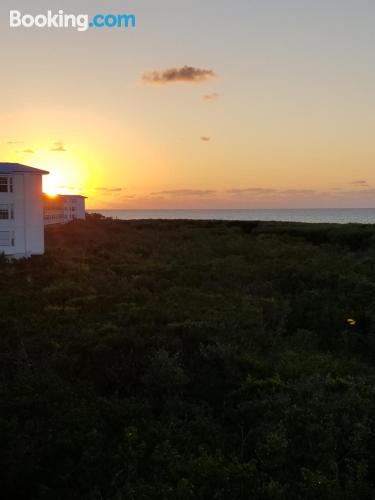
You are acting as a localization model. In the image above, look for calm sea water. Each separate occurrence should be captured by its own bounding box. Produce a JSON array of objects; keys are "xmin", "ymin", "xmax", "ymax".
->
[{"xmin": 88, "ymin": 209, "xmax": 375, "ymax": 224}]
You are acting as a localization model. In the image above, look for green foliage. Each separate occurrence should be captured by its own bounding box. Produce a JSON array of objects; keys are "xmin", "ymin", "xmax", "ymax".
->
[{"xmin": 2, "ymin": 216, "xmax": 375, "ymax": 498}]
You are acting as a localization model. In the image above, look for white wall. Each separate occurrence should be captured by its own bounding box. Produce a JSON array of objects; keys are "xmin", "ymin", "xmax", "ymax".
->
[
  {"xmin": 63, "ymin": 196, "xmax": 86, "ymax": 221},
  {"xmin": 0, "ymin": 173, "xmax": 44, "ymax": 257},
  {"xmin": 0, "ymin": 176, "xmax": 16, "ymax": 255},
  {"xmin": 24, "ymin": 175, "xmax": 44, "ymax": 255},
  {"xmin": 75, "ymin": 197, "xmax": 86, "ymax": 219}
]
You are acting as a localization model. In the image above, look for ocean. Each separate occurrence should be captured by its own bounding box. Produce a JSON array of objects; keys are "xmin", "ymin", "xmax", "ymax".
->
[{"xmin": 88, "ymin": 209, "xmax": 375, "ymax": 224}]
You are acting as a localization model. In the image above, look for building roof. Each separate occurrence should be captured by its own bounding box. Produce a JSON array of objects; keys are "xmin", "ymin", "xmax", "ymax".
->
[
  {"xmin": 0, "ymin": 163, "xmax": 49, "ymax": 175},
  {"xmin": 59, "ymin": 194, "xmax": 87, "ymax": 199},
  {"xmin": 43, "ymin": 193, "xmax": 87, "ymax": 202}
]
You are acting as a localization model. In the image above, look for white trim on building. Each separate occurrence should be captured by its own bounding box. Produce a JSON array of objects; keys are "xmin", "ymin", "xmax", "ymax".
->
[{"xmin": 0, "ymin": 163, "xmax": 49, "ymax": 257}]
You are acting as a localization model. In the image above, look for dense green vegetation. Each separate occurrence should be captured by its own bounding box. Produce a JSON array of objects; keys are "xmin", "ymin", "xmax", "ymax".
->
[{"xmin": 2, "ymin": 215, "xmax": 375, "ymax": 499}]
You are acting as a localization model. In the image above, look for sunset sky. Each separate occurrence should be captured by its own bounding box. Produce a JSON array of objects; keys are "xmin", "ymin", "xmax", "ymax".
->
[{"xmin": 1, "ymin": 0, "xmax": 374, "ymax": 209}]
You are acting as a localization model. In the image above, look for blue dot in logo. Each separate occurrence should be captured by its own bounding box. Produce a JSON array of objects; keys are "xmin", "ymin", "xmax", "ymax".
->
[{"xmin": 89, "ymin": 22, "xmax": 94, "ymax": 27}]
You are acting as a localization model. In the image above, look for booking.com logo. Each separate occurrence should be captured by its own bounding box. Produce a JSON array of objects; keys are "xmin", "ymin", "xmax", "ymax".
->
[{"xmin": 9, "ymin": 10, "xmax": 136, "ymax": 31}]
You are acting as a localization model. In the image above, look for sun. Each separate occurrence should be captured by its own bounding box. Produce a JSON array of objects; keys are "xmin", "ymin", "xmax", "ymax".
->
[
  {"xmin": 42, "ymin": 176, "xmax": 60, "ymax": 196},
  {"xmin": 43, "ymin": 185, "xmax": 59, "ymax": 197},
  {"xmin": 39, "ymin": 153, "xmax": 88, "ymax": 196},
  {"xmin": 23, "ymin": 147, "xmax": 98, "ymax": 200}
]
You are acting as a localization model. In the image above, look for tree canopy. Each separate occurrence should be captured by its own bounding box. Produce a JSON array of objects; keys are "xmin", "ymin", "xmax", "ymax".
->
[{"xmin": 2, "ymin": 216, "xmax": 375, "ymax": 499}]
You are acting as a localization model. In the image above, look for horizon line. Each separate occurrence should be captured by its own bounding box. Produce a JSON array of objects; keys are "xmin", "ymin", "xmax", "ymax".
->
[{"xmin": 87, "ymin": 207, "xmax": 375, "ymax": 211}]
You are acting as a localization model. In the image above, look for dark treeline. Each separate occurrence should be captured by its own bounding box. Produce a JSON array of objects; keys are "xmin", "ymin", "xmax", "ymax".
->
[{"xmin": 2, "ymin": 215, "xmax": 375, "ymax": 499}]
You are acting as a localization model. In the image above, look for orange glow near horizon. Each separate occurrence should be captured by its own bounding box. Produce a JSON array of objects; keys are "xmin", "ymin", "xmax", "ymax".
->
[
  {"xmin": 1, "ymin": 0, "xmax": 375, "ymax": 210},
  {"xmin": 36, "ymin": 150, "xmax": 94, "ymax": 198}
]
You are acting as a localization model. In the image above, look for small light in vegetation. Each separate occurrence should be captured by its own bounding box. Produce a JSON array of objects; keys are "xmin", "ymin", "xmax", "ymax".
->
[{"xmin": 347, "ymin": 318, "xmax": 357, "ymax": 326}]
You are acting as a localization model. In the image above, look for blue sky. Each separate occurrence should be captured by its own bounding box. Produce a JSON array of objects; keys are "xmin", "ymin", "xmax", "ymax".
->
[{"xmin": 1, "ymin": 0, "xmax": 374, "ymax": 208}]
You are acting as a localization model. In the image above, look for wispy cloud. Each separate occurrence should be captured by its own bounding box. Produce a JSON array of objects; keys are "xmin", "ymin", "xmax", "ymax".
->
[
  {"xmin": 95, "ymin": 187, "xmax": 123, "ymax": 192},
  {"xmin": 226, "ymin": 188, "xmax": 316, "ymax": 197},
  {"xmin": 20, "ymin": 149, "xmax": 34, "ymax": 154},
  {"xmin": 91, "ymin": 184, "xmax": 375, "ymax": 210},
  {"xmin": 150, "ymin": 189, "xmax": 216, "ymax": 197},
  {"xmin": 7, "ymin": 141, "xmax": 23, "ymax": 145},
  {"xmin": 349, "ymin": 180, "xmax": 368, "ymax": 186},
  {"xmin": 200, "ymin": 136, "xmax": 211, "ymax": 142},
  {"xmin": 203, "ymin": 93, "xmax": 219, "ymax": 101},
  {"xmin": 227, "ymin": 188, "xmax": 277, "ymax": 195},
  {"xmin": 279, "ymin": 189, "xmax": 316, "ymax": 195},
  {"xmin": 334, "ymin": 188, "xmax": 375, "ymax": 196},
  {"xmin": 143, "ymin": 65, "xmax": 216, "ymax": 85},
  {"xmin": 50, "ymin": 141, "xmax": 67, "ymax": 152}
]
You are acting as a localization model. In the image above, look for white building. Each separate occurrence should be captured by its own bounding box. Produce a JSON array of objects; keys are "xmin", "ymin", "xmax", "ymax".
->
[
  {"xmin": 44, "ymin": 194, "xmax": 86, "ymax": 225},
  {"xmin": 0, "ymin": 163, "xmax": 49, "ymax": 257},
  {"xmin": 61, "ymin": 195, "xmax": 86, "ymax": 221}
]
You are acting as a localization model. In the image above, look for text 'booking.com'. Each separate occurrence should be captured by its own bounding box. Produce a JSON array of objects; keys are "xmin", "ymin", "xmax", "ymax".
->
[{"xmin": 9, "ymin": 10, "xmax": 136, "ymax": 32}]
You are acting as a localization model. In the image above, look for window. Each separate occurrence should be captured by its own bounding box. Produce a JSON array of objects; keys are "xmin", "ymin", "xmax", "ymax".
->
[
  {"xmin": 0, "ymin": 204, "xmax": 14, "ymax": 220},
  {"xmin": 0, "ymin": 176, "xmax": 13, "ymax": 193},
  {"xmin": 0, "ymin": 231, "xmax": 14, "ymax": 247}
]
